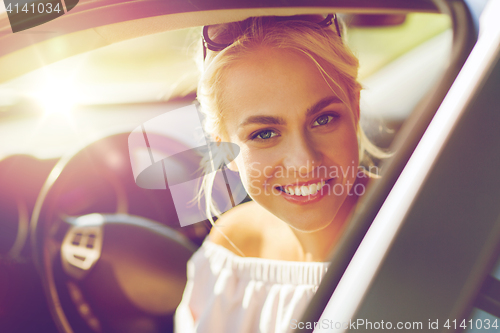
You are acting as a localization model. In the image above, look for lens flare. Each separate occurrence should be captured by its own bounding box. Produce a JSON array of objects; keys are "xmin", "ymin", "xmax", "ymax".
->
[{"xmin": 34, "ymin": 78, "xmax": 78, "ymax": 116}]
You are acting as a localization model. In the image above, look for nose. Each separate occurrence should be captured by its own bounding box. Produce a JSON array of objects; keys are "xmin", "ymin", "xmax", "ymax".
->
[{"xmin": 282, "ymin": 132, "xmax": 323, "ymax": 177}]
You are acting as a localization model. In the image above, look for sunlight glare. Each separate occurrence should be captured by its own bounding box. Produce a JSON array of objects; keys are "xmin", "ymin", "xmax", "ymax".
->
[{"xmin": 33, "ymin": 77, "xmax": 79, "ymax": 116}]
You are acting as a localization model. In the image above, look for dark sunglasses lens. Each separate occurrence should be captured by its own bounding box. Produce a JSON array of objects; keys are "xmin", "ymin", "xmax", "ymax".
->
[
  {"xmin": 286, "ymin": 14, "xmax": 329, "ymax": 24},
  {"xmin": 206, "ymin": 23, "xmax": 244, "ymax": 46},
  {"xmin": 204, "ymin": 14, "xmax": 337, "ymax": 54}
]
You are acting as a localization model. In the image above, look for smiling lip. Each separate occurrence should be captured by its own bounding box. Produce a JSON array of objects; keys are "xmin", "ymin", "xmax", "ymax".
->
[
  {"xmin": 274, "ymin": 178, "xmax": 332, "ymax": 189},
  {"xmin": 275, "ymin": 178, "xmax": 335, "ymax": 205}
]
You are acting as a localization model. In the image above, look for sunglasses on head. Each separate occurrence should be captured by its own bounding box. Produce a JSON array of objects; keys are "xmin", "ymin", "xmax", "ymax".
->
[{"xmin": 202, "ymin": 14, "xmax": 341, "ymax": 60}]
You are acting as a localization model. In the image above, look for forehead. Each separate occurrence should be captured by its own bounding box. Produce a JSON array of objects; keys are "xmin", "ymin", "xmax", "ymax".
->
[{"xmin": 220, "ymin": 47, "xmax": 341, "ymax": 129}]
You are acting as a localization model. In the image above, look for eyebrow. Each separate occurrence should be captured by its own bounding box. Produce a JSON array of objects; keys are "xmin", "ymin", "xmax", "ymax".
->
[
  {"xmin": 238, "ymin": 96, "xmax": 343, "ymax": 128},
  {"xmin": 306, "ymin": 96, "xmax": 343, "ymax": 117}
]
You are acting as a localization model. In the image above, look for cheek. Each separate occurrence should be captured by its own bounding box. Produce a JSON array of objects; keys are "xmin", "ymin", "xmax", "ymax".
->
[
  {"xmin": 338, "ymin": 128, "xmax": 361, "ymax": 185},
  {"xmin": 316, "ymin": 127, "xmax": 359, "ymax": 181},
  {"xmin": 339, "ymin": 132, "xmax": 360, "ymax": 174},
  {"xmin": 235, "ymin": 148, "xmax": 277, "ymax": 195},
  {"xmin": 319, "ymin": 125, "xmax": 358, "ymax": 156},
  {"xmin": 342, "ymin": 131, "xmax": 360, "ymax": 163}
]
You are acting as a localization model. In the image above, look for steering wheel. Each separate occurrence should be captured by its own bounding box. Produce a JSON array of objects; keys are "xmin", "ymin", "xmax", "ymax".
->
[{"xmin": 30, "ymin": 132, "xmax": 207, "ymax": 333}]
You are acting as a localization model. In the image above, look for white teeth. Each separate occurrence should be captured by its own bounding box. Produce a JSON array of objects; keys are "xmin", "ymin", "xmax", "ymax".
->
[
  {"xmin": 283, "ymin": 180, "xmax": 328, "ymax": 196},
  {"xmin": 300, "ymin": 186, "xmax": 309, "ymax": 196}
]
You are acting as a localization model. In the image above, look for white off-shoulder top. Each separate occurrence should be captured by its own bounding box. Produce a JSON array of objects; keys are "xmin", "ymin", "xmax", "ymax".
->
[{"xmin": 174, "ymin": 239, "xmax": 330, "ymax": 333}]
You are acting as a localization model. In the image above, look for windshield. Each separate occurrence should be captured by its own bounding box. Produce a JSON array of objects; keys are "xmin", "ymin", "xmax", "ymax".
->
[{"xmin": 0, "ymin": 13, "xmax": 451, "ymax": 161}]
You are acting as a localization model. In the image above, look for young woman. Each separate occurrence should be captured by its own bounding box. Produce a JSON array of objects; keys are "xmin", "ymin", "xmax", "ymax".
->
[{"xmin": 175, "ymin": 14, "xmax": 383, "ymax": 333}]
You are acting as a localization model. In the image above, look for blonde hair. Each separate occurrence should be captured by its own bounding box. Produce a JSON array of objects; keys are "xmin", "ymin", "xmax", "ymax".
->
[{"xmin": 196, "ymin": 16, "xmax": 389, "ymax": 235}]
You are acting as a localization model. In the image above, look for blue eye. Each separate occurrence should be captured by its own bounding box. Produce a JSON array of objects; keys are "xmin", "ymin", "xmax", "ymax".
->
[
  {"xmin": 252, "ymin": 129, "xmax": 278, "ymax": 140},
  {"xmin": 313, "ymin": 114, "xmax": 335, "ymax": 127}
]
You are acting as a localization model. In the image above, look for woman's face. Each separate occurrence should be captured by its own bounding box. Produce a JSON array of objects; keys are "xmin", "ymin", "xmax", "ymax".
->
[{"xmin": 220, "ymin": 47, "xmax": 360, "ymax": 232}]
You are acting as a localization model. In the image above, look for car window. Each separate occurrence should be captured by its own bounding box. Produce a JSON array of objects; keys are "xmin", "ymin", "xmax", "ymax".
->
[
  {"xmin": 0, "ymin": 13, "xmax": 451, "ymax": 162},
  {"xmin": 0, "ymin": 9, "xmax": 456, "ymax": 333}
]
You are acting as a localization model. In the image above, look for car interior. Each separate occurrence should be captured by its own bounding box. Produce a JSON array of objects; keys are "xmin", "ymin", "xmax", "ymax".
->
[{"xmin": 1, "ymin": 0, "xmax": 499, "ymax": 332}]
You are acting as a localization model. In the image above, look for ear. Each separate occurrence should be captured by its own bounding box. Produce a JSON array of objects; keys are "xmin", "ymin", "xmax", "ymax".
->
[{"xmin": 214, "ymin": 135, "xmax": 239, "ymax": 173}]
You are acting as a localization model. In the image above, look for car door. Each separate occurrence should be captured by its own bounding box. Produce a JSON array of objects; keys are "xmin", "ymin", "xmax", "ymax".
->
[{"xmin": 301, "ymin": 1, "xmax": 500, "ymax": 332}]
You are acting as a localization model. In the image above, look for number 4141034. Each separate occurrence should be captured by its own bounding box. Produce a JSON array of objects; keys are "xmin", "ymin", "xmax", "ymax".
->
[
  {"xmin": 444, "ymin": 318, "xmax": 499, "ymax": 330},
  {"xmin": 5, "ymin": 2, "xmax": 62, "ymax": 14}
]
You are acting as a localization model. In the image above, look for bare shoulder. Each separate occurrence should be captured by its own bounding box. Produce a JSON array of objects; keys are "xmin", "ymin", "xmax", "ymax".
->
[{"xmin": 207, "ymin": 200, "xmax": 266, "ymax": 257}]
